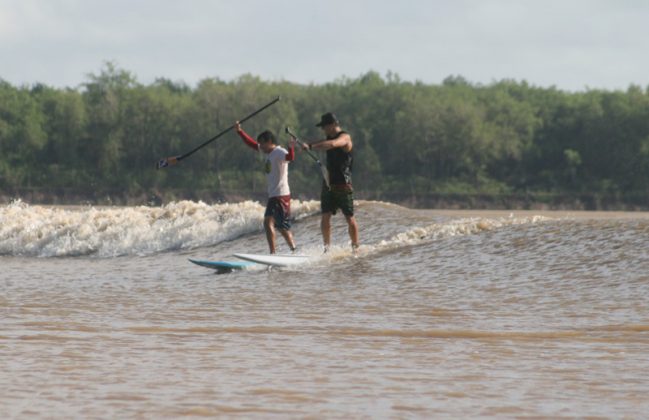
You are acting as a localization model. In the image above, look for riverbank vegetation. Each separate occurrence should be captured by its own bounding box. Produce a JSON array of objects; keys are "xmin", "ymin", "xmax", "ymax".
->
[{"xmin": 2, "ymin": 62, "xmax": 648, "ymax": 209}]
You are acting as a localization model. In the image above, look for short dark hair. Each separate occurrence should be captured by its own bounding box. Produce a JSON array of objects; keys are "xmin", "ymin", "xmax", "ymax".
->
[{"xmin": 257, "ymin": 130, "xmax": 276, "ymax": 144}]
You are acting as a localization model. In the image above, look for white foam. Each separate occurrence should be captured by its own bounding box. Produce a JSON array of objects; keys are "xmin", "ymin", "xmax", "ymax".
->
[
  {"xmin": 283, "ymin": 214, "xmax": 552, "ymax": 268},
  {"xmin": 0, "ymin": 200, "xmax": 550, "ymax": 260},
  {"xmin": 375, "ymin": 215, "xmax": 550, "ymax": 251},
  {"xmin": 0, "ymin": 200, "xmax": 320, "ymax": 257},
  {"xmin": 311, "ymin": 214, "xmax": 551, "ymax": 263}
]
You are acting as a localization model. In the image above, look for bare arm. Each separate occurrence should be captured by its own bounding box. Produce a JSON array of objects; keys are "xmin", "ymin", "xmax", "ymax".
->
[{"xmin": 309, "ymin": 133, "xmax": 352, "ymax": 152}]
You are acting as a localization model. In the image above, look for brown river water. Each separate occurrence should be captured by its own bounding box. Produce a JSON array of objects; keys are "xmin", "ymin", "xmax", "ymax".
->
[{"xmin": 1, "ymin": 200, "xmax": 648, "ymax": 418}]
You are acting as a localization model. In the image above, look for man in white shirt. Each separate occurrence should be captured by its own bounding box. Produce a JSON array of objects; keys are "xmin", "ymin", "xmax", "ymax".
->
[{"xmin": 235, "ymin": 122, "xmax": 297, "ymax": 254}]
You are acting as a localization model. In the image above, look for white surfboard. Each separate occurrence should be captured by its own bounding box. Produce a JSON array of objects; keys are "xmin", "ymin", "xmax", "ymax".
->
[{"xmin": 233, "ymin": 253, "xmax": 310, "ymax": 267}]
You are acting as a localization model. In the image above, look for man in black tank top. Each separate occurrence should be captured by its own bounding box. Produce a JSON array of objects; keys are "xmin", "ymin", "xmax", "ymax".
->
[{"xmin": 303, "ymin": 112, "xmax": 359, "ymax": 252}]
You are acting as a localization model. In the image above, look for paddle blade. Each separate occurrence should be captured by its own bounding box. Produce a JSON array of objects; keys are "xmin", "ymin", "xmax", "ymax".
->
[{"xmin": 156, "ymin": 156, "xmax": 179, "ymax": 169}]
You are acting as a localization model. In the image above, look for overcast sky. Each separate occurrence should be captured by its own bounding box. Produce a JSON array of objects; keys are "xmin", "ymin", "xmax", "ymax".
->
[{"xmin": 1, "ymin": 0, "xmax": 648, "ymax": 91}]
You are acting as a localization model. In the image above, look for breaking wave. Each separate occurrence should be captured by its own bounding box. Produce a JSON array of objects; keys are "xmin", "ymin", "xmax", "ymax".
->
[
  {"xmin": 0, "ymin": 200, "xmax": 320, "ymax": 257},
  {"xmin": 1, "ymin": 199, "xmax": 550, "ymax": 259}
]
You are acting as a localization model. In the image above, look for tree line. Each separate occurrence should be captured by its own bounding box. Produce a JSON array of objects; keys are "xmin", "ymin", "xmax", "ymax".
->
[{"xmin": 1, "ymin": 62, "xmax": 649, "ymax": 206}]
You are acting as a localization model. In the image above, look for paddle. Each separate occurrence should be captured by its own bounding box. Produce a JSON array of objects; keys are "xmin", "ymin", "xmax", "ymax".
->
[
  {"xmin": 156, "ymin": 96, "xmax": 281, "ymax": 169},
  {"xmin": 285, "ymin": 126, "xmax": 330, "ymax": 189}
]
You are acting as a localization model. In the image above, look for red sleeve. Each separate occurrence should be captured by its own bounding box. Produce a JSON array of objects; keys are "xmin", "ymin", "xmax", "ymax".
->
[
  {"xmin": 237, "ymin": 129, "xmax": 259, "ymax": 151},
  {"xmin": 285, "ymin": 144, "xmax": 295, "ymax": 161}
]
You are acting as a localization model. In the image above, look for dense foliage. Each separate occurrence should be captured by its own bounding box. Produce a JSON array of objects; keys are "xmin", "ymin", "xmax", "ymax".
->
[{"xmin": 2, "ymin": 63, "xmax": 649, "ymax": 204}]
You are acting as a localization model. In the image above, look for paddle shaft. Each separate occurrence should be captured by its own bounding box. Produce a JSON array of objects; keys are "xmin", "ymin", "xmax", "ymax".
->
[
  {"xmin": 285, "ymin": 127, "xmax": 330, "ymax": 189},
  {"xmin": 157, "ymin": 96, "xmax": 280, "ymax": 168}
]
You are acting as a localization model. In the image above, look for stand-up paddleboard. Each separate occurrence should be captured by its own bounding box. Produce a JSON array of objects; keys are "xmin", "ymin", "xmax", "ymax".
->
[
  {"xmin": 189, "ymin": 258, "xmax": 256, "ymax": 274},
  {"xmin": 233, "ymin": 253, "xmax": 310, "ymax": 267}
]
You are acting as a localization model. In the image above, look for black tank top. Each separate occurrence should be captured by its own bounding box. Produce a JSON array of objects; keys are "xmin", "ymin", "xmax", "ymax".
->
[{"xmin": 326, "ymin": 130, "xmax": 353, "ymax": 185}]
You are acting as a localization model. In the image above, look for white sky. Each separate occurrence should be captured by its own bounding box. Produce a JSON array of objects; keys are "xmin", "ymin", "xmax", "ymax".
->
[{"xmin": 1, "ymin": 0, "xmax": 648, "ymax": 91}]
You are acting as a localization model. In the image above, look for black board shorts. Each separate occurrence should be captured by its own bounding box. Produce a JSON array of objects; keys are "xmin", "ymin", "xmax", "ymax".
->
[{"xmin": 321, "ymin": 184, "xmax": 354, "ymax": 217}]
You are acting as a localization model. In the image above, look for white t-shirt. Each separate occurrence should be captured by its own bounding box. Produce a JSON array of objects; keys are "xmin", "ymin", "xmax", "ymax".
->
[{"xmin": 265, "ymin": 146, "xmax": 290, "ymax": 197}]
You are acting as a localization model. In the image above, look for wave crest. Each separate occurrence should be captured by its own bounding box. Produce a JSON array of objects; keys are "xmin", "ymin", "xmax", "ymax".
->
[{"xmin": 0, "ymin": 200, "xmax": 319, "ymax": 257}]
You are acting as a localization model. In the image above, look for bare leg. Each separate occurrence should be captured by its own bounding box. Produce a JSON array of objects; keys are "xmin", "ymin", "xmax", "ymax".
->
[
  {"xmin": 345, "ymin": 215, "xmax": 359, "ymax": 249},
  {"xmin": 264, "ymin": 216, "xmax": 276, "ymax": 254},
  {"xmin": 278, "ymin": 228, "xmax": 296, "ymax": 251},
  {"xmin": 321, "ymin": 212, "xmax": 332, "ymax": 251}
]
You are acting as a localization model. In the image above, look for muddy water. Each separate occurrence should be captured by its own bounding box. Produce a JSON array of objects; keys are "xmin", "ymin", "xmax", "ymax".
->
[{"xmin": 1, "ymin": 201, "xmax": 648, "ymax": 418}]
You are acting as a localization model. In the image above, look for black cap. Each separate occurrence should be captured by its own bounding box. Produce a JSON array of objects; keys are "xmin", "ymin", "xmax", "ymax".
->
[{"xmin": 316, "ymin": 112, "xmax": 339, "ymax": 127}]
